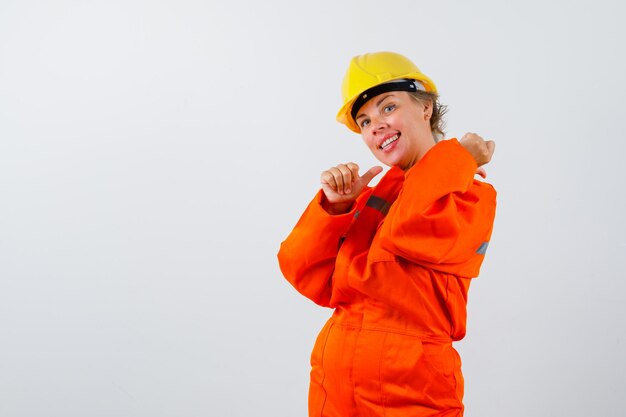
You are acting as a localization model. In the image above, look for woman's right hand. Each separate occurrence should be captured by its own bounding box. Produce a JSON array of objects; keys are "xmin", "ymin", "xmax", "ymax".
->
[{"xmin": 320, "ymin": 163, "xmax": 382, "ymax": 214}]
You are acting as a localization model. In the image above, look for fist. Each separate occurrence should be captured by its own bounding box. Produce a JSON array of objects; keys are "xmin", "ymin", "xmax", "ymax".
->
[{"xmin": 460, "ymin": 132, "xmax": 495, "ymax": 167}]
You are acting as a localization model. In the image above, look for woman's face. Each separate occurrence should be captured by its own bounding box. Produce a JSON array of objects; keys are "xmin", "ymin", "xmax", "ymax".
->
[{"xmin": 355, "ymin": 91, "xmax": 435, "ymax": 170}]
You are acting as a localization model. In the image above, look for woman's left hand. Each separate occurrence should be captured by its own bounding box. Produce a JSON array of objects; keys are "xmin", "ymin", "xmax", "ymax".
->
[{"xmin": 460, "ymin": 132, "xmax": 495, "ymax": 167}]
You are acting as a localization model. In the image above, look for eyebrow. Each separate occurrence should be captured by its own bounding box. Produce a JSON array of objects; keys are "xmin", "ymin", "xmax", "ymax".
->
[{"xmin": 355, "ymin": 94, "xmax": 395, "ymax": 121}]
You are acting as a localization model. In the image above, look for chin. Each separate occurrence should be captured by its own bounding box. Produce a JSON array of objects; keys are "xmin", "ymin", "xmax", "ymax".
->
[{"xmin": 380, "ymin": 156, "xmax": 404, "ymax": 169}]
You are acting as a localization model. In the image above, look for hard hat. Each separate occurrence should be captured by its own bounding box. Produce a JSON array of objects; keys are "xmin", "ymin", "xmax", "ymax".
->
[{"xmin": 336, "ymin": 51, "xmax": 437, "ymax": 133}]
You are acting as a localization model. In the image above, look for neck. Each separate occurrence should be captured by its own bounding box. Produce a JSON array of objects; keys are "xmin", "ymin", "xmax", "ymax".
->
[{"xmin": 401, "ymin": 132, "xmax": 436, "ymax": 171}]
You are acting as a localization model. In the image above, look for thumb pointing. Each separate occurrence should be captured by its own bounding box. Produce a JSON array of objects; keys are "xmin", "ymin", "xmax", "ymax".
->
[{"xmin": 360, "ymin": 166, "xmax": 383, "ymax": 185}]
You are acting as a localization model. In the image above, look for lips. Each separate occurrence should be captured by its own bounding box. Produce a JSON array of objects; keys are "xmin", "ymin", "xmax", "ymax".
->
[{"xmin": 378, "ymin": 134, "xmax": 399, "ymax": 150}]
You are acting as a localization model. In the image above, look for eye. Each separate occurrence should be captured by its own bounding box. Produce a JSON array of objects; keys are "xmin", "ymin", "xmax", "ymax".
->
[
  {"xmin": 360, "ymin": 119, "xmax": 370, "ymax": 128},
  {"xmin": 383, "ymin": 104, "xmax": 396, "ymax": 113}
]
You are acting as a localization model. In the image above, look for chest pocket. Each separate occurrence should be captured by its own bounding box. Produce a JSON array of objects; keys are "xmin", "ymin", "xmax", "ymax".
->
[
  {"xmin": 360, "ymin": 195, "xmax": 397, "ymax": 263},
  {"xmin": 339, "ymin": 168, "xmax": 404, "ymax": 264}
]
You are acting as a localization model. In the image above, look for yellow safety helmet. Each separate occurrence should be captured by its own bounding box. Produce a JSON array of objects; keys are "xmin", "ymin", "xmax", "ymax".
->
[{"xmin": 336, "ymin": 51, "xmax": 437, "ymax": 133}]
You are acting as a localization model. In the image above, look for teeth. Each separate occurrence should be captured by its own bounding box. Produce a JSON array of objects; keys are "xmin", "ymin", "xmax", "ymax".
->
[{"xmin": 380, "ymin": 134, "xmax": 399, "ymax": 149}]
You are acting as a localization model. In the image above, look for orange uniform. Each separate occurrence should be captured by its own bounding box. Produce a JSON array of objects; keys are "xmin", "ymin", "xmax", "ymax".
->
[{"xmin": 278, "ymin": 139, "xmax": 497, "ymax": 417}]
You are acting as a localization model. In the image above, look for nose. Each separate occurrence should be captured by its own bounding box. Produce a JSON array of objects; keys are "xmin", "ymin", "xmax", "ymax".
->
[{"xmin": 370, "ymin": 115, "xmax": 388, "ymax": 134}]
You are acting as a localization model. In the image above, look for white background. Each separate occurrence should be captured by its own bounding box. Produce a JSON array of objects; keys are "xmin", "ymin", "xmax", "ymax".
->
[{"xmin": 1, "ymin": 0, "xmax": 625, "ymax": 416}]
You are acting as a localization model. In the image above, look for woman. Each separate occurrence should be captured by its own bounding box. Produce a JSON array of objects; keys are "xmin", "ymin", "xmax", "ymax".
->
[{"xmin": 278, "ymin": 51, "xmax": 496, "ymax": 417}]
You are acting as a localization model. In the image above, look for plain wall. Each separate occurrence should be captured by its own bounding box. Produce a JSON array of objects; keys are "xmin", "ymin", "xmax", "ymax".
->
[{"xmin": 1, "ymin": 0, "xmax": 625, "ymax": 416}]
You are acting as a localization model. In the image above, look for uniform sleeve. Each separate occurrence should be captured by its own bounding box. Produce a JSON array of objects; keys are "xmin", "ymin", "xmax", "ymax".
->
[
  {"xmin": 378, "ymin": 139, "xmax": 497, "ymax": 278},
  {"xmin": 277, "ymin": 190, "xmax": 365, "ymax": 307}
]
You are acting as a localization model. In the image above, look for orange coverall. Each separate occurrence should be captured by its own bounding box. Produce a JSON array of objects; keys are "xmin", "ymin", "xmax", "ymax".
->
[{"xmin": 278, "ymin": 139, "xmax": 497, "ymax": 417}]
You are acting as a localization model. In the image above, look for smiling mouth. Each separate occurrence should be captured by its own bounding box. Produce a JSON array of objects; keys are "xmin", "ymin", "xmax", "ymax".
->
[{"xmin": 379, "ymin": 134, "xmax": 399, "ymax": 150}]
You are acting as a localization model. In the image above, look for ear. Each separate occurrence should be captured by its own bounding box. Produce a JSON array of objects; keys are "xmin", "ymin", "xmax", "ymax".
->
[{"xmin": 423, "ymin": 101, "xmax": 433, "ymax": 120}]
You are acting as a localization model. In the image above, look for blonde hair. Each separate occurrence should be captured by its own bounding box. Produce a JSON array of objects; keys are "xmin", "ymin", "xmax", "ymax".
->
[{"xmin": 408, "ymin": 91, "xmax": 448, "ymax": 141}]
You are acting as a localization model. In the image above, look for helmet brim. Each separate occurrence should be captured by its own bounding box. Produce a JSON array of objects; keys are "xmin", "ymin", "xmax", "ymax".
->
[{"xmin": 336, "ymin": 72, "xmax": 438, "ymax": 134}]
